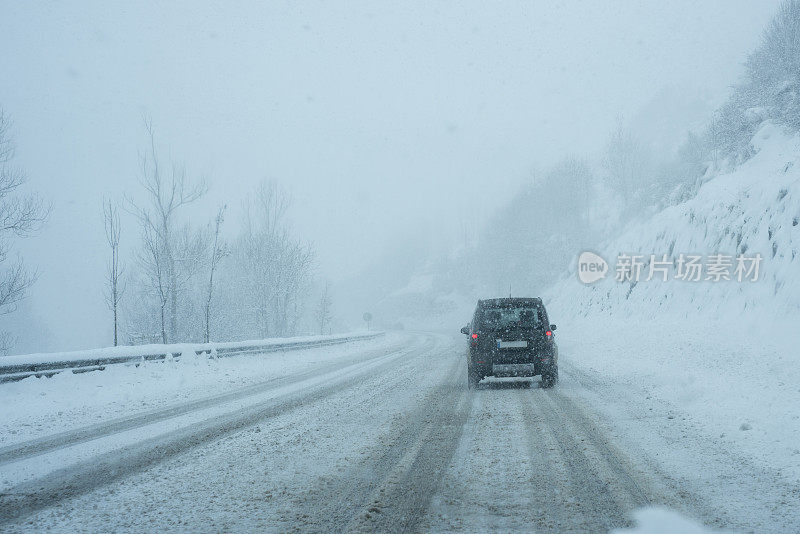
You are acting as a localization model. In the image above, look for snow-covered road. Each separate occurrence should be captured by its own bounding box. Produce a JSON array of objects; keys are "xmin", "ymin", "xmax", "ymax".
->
[{"xmin": 0, "ymin": 332, "xmax": 797, "ymax": 532}]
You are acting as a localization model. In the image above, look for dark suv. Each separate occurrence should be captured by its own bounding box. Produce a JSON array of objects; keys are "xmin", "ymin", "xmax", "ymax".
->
[{"xmin": 460, "ymin": 297, "xmax": 558, "ymax": 388}]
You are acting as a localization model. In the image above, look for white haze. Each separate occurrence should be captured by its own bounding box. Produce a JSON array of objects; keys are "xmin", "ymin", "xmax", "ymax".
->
[{"xmin": 0, "ymin": 0, "xmax": 781, "ymax": 352}]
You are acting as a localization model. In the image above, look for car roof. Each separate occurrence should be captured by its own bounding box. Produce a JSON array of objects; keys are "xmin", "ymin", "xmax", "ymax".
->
[{"xmin": 477, "ymin": 297, "xmax": 543, "ymax": 308}]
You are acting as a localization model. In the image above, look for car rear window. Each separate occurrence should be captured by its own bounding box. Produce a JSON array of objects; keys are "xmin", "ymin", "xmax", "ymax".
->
[{"xmin": 477, "ymin": 305, "xmax": 542, "ymax": 330}]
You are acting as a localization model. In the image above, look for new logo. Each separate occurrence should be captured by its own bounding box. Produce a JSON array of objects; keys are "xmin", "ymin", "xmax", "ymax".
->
[{"xmin": 577, "ymin": 251, "xmax": 608, "ymax": 284}]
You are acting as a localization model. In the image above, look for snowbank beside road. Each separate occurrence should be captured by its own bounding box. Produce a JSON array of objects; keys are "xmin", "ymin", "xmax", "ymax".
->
[
  {"xmin": 544, "ymin": 122, "xmax": 800, "ymax": 482},
  {"xmin": 0, "ymin": 332, "xmax": 382, "ymax": 367},
  {"xmin": 556, "ymin": 316, "xmax": 800, "ymax": 479},
  {"xmin": 0, "ymin": 333, "xmax": 401, "ymax": 448}
]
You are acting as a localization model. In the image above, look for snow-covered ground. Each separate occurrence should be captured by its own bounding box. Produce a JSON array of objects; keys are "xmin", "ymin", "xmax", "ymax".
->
[
  {"xmin": 611, "ymin": 508, "xmax": 734, "ymax": 534},
  {"xmin": 1, "ymin": 330, "xmax": 797, "ymax": 532},
  {"xmin": 0, "ymin": 333, "xmax": 400, "ymax": 448},
  {"xmin": 552, "ymin": 316, "xmax": 800, "ymax": 480}
]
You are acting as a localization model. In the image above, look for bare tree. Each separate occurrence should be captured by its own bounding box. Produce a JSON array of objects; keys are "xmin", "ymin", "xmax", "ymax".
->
[
  {"xmin": 204, "ymin": 205, "xmax": 228, "ymax": 343},
  {"xmin": 0, "ymin": 331, "xmax": 15, "ymax": 356},
  {"xmin": 0, "ymin": 108, "xmax": 49, "ymax": 321},
  {"xmin": 103, "ymin": 199, "xmax": 125, "ymax": 346},
  {"xmin": 137, "ymin": 221, "xmax": 169, "ymax": 343},
  {"xmin": 127, "ymin": 120, "xmax": 206, "ymax": 343},
  {"xmin": 315, "ymin": 282, "xmax": 333, "ymax": 335}
]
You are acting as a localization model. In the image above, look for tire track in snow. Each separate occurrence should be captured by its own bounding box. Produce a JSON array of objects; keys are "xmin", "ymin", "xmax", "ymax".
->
[
  {"xmin": 420, "ymin": 373, "xmax": 712, "ymax": 533},
  {"xmin": 346, "ymin": 376, "xmax": 471, "ymax": 532},
  {"xmin": 0, "ymin": 335, "xmax": 440, "ymax": 526},
  {"xmin": 515, "ymin": 386, "xmax": 588, "ymax": 531},
  {"xmin": 519, "ymin": 378, "xmax": 713, "ymax": 531},
  {"xmin": 521, "ymin": 389, "xmax": 644, "ymax": 531},
  {"xmin": 287, "ymin": 348, "xmax": 469, "ymax": 533}
]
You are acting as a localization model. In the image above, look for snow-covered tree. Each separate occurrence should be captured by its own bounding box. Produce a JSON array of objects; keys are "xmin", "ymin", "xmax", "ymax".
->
[
  {"xmin": 602, "ymin": 122, "xmax": 651, "ymax": 215},
  {"xmin": 702, "ymin": 0, "xmax": 800, "ymax": 163},
  {"xmin": 229, "ymin": 181, "xmax": 314, "ymax": 338}
]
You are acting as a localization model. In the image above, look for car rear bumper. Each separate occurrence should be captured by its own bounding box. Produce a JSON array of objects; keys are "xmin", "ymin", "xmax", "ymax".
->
[
  {"xmin": 492, "ymin": 363, "xmax": 535, "ymax": 377},
  {"xmin": 470, "ymin": 346, "xmax": 556, "ymax": 378},
  {"xmin": 491, "ymin": 349, "xmax": 537, "ymax": 365}
]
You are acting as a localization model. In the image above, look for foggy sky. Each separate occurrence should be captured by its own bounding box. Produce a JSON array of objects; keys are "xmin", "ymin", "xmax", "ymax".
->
[{"xmin": 0, "ymin": 0, "xmax": 781, "ymax": 352}]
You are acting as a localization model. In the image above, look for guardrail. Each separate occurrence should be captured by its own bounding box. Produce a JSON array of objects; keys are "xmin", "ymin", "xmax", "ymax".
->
[{"xmin": 0, "ymin": 332, "xmax": 385, "ymax": 384}]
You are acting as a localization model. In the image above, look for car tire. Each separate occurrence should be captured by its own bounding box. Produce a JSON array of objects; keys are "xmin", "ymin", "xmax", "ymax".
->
[
  {"xmin": 467, "ymin": 365, "xmax": 480, "ymax": 389},
  {"xmin": 541, "ymin": 366, "xmax": 558, "ymax": 389}
]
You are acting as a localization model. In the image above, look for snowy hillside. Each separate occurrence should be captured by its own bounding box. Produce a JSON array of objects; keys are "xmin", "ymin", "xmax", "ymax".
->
[
  {"xmin": 546, "ymin": 121, "xmax": 800, "ymax": 320},
  {"xmin": 543, "ymin": 122, "xmax": 800, "ymax": 482}
]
